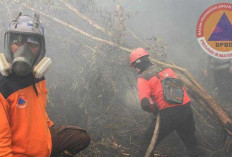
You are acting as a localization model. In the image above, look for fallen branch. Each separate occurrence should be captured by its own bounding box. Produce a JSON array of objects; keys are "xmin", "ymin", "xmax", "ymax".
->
[
  {"xmin": 178, "ymin": 72, "xmax": 232, "ymax": 135},
  {"xmin": 127, "ymin": 28, "xmax": 149, "ymax": 48},
  {"xmin": 23, "ymin": 3, "xmax": 132, "ymax": 53},
  {"xmin": 23, "ymin": 2, "xmax": 232, "ymax": 136},
  {"xmin": 150, "ymin": 58, "xmax": 232, "ymax": 135},
  {"xmin": 145, "ymin": 113, "xmax": 161, "ymax": 157},
  {"xmin": 150, "ymin": 58, "xmax": 205, "ymax": 91},
  {"xmin": 59, "ymin": 0, "xmax": 113, "ymax": 37}
]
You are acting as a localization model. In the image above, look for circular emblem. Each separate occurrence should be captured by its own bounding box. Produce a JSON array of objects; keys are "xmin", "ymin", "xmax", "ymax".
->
[{"xmin": 196, "ymin": 3, "xmax": 232, "ymax": 59}]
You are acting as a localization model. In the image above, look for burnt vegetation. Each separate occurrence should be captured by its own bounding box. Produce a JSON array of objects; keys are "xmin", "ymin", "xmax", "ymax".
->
[{"xmin": 0, "ymin": 0, "xmax": 232, "ymax": 156}]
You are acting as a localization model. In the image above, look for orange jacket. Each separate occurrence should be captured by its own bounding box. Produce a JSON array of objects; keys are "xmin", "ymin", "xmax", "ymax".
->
[{"xmin": 0, "ymin": 74, "xmax": 53, "ymax": 157}]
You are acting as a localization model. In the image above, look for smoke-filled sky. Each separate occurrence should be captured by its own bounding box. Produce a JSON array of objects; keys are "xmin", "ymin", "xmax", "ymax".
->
[
  {"xmin": 0, "ymin": 1, "xmax": 231, "ymax": 156},
  {"xmin": 0, "ymin": 0, "xmax": 230, "ymax": 76},
  {"xmin": 95, "ymin": 0, "xmax": 230, "ymax": 76},
  {"xmin": 0, "ymin": 0, "xmax": 230, "ymax": 82}
]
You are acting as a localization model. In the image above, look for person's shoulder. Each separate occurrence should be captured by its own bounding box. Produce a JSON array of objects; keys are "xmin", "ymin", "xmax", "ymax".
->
[
  {"xmin": 36, "ymin": 76, "xmax": 45, "ymax": 82},
  {"xmin": 0, "ymin": 74, "xmax": 13, "ymax": 99},
  {"xmin": 138, "ymin": 65, "xmax": 161, "ymax": 81},
  {"xmin": 0, "ymin": 74, "xmax": 46, "ymax": 99},
  {"xmin": 0, "ymin": 74, "xmax": 10, "ymax": 87}
]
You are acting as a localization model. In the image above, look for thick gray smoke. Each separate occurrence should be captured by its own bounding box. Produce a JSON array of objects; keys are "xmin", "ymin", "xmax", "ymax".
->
[
  {"xmin": 95, "ymin": 0, "xmax": 229, "ymax": 77},
  {"xmin": 0, "ymin": 0, "xmax": 231, "ymax": 156}
]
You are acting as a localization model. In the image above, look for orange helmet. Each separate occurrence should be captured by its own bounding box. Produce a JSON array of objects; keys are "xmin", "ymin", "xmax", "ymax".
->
[{"xmin": 130, "ymin": 48, "xmax": 149, "ymax": 66}]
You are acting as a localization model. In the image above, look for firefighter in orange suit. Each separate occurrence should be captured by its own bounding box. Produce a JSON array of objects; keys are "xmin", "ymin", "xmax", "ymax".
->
[
  {"xmin": 130, "ymin": 48, "xmax": 202, "ymax": 157},
  {"xmin": 0, "ymin": 13, "xmax": 90, "ymax": 157}
]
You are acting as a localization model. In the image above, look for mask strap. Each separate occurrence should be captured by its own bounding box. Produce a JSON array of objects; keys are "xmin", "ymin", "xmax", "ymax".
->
[
  {"xmin": 12, "ymin": 12, "xmax": 22, "ymax": 28},
  {"xmin": 33, "ymin": 14, "xmax": 40, "ymax": 31},
  {"xmin": 32, "ymin": 75, "xmax": 38, "ymax": 97}
]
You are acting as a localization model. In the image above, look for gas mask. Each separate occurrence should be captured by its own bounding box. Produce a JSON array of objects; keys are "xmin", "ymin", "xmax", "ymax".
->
[
  {"xmin": 12, "ymin": 45, "xmax": 36, "ymax": 76},
  {"xmin": 0, "ymin": 49, "xmax": 51, "ymax": 78},
  {"xmin": 1, "ymin": 13, "xmax": 51, "ymax": 78}
]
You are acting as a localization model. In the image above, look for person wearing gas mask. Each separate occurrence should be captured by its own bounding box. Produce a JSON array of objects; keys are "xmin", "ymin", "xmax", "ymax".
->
[
  {"xmin": 0, "ymin": 13, "xmax": 90, "ymax": 157},
  {"xmin": 130, "ymin": 48, "xmax": 203, "ymax": 157}
]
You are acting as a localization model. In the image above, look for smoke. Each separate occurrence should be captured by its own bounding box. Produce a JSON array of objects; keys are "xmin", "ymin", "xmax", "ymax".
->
[
  {"xmin": 0, "ymin": 0, "xmax": 231, "ymax": 156},
  {"xmin": 95, "ymin": 0, "xmax": 228, "ymax": 77}
]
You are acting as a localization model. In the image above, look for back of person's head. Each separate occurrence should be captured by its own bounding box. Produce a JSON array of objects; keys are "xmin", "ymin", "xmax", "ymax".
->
[
  {"xmin": 130, "ymin": 48, "xmax": 152, "ymax": 73},
  {"xmin": 130, "ymin": 48, "xmax": 149, "ymax": 66}
]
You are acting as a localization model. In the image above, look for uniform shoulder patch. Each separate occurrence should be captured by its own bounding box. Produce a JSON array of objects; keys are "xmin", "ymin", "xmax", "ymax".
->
[{"xmin": 17, "ymin": 95, "xmax": 27, "ymax": 108}]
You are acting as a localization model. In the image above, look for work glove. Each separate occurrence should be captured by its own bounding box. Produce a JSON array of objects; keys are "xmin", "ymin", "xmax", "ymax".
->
[{"xmin": 152, "ymin": 103, "xmax": 159, "ymax": 116}]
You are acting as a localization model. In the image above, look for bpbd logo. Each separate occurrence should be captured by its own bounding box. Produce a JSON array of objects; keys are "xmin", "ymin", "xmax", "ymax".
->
[
  {"xmin": 17, "ymin": 95, "xmax": 27, "ymax": 108},
  {"xmin": 196, "ymin": 3, "xmax": 232, "ymax": 59}
]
